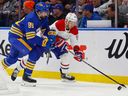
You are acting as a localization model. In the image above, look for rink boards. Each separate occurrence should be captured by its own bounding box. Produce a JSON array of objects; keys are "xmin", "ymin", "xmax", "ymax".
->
[{"xmin": 0, "ymin": 28, "xmax": 128, "ymax": 84}]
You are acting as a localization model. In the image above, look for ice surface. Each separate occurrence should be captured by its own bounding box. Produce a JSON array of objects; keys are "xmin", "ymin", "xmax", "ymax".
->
[{"xmin": 0, "ymin": 78, "xmax": 128, "ymax": 96}]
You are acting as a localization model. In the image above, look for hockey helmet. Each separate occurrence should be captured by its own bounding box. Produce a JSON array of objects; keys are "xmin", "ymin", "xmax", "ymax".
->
[
  {"xmin": 65, "ymin": 13, "xmax": 78, "ymax": 23},
  {"xmin": 35, "ymin": 2, "xmax": 48, "ymax": 12}
]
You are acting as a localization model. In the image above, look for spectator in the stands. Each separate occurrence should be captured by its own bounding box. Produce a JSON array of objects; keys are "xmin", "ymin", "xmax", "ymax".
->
[
  {"xmin": 20, "ymin": 0, "xmax": 38, "ymax": 5},
  {"xmin": 45, "ymin": 0, "xmax": 59, "ymax": 15},
  {"xmin": 0, "ymin": 0, "xmax": 6, "ymax": 26},
  {"xmin": 122, "ymin": 0, "xmax": 128, "ymax": 5},
  {"xmin": 48, "ymin": 3, "xmax": 65, "ymax": 25},
  {"xmin": 22, "ymin": 0, "xmax": 35, "ymax": 16},
  {"xmin": 106, "ymin": 4, "xmax": 115, "ymax": 27},
  {"xmin": 59, "ymin": 0, "xmax": 76, "ymax": 14},
  {"xmin": 78, "ymin": 0, "xmax": 89, "ymax": 11},
  {"xmin": 92, "ymin": 0, "xmax": 114, "ymax": 19},
  {"xmin": 118, "ymin": 0, "xmax": 128, "ymax": 27},
  {"xmin": 107, "ymin": 3, "xmax": 128, "ymax": 28},
  {"xmin": 0, "ymin": 0, "xmax": 18, "ymax": 26},
  {"xmin": 92, "ymin": 0, "xmax": 101, "ymax": 9},
  {"xmin": 77, "ymin": 0, "xmax": 89, "ymax": 19},
  {"xmin": 119, "ymin": 0, "xmax": 128, "ymax": 15},
  {"xmin": 79, "ymin": 4, "xmax": 102, "ymax": 28}
]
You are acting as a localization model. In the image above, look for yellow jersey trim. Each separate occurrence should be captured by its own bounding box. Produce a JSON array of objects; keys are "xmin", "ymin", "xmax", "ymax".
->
[{"xmin": 18, "ymin": 38, "xmax": 32, "ymax": 51}]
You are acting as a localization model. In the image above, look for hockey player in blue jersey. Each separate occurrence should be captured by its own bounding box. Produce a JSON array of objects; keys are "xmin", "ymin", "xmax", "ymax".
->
[
  {"xmin": 0, "ymin": 2, "xmax": 56, "ymax": 86},
  {"xmin": 11, "ymin": 13, "xmax": 85, "ymax": 83}
]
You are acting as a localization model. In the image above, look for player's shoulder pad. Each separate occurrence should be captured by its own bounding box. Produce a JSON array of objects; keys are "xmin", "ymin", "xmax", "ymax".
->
[
  {"xmin": 25, "ymin": 12, "xmax": 36, "ymax": 22},
  {"xmin": 70, "ymin": 26, "xmax": 78, "ymax": 35},
  {"xmin": 55, "ymin": 19, "xmax": 65, "ymax": 31}
]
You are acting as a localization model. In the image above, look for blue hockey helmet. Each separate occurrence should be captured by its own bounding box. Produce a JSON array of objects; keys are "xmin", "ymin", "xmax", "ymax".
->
[{"xmin": 35, "ymin": 2, "xmax": 48, "ymax": 12}]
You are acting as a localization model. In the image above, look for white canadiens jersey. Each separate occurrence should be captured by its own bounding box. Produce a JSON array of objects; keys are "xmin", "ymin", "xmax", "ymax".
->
[{"xmin": 50, "ymin": 19, "xmax": 78, "ymax": 47}]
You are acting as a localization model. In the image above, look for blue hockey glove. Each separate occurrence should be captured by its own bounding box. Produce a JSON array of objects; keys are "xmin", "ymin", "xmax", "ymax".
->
[{"xmin": 42, "ymin": 30, "xmax": 56, "ymax": 48}]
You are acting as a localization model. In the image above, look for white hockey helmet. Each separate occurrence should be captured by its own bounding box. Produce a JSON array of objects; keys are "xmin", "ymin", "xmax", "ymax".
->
[{"xmin": 65, "ymin": 13, "xmax": 78, "ymax": 23}]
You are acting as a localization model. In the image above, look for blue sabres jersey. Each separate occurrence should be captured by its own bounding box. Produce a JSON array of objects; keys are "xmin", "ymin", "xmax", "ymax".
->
[{"xmin": 9, "ymin": 11, "xmax": 50, "ymax": 46}]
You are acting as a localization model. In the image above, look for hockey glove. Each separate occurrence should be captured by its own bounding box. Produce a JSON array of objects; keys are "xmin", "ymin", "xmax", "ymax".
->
[
  {"xmin": 42, "ymin": 33, "xmax": 56, "ymax": 48},
  {"xmin": 73, "ymin": 45, "xmax": 85, "ymax": 62}
]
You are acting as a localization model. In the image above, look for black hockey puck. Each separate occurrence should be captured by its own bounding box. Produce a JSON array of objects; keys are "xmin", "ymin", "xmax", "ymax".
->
[{"xmin": 117, "ymin": 86, "xmax": 122, "ymax": 90}]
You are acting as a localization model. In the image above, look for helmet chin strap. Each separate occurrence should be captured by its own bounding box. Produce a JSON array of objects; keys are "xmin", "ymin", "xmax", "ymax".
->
[{"xmin": 36, "ymin": 12, "xmax": 41, "ymax": 20}]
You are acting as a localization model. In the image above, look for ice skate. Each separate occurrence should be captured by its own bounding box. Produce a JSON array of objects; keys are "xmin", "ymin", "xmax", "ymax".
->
[
  {"xmin": 60, "ymin": 68, "xmax": 75, "ymax": 82},
  {"xmin": 22, "ymin": 69, "xmax": 37, "ymax": 87},
  {"xmin": 22, "ymin": 75, "xmax": 37, "ymax": 87},
  {"xmin": 11, "ymin": 58, "xmax": 27, "ymax": 81},
  {"xmin": 11, "ymin": 68, "xmax": 20, "ymax": 81}
]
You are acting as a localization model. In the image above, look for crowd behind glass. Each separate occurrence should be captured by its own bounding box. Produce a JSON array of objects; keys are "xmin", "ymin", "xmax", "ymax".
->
[{"xmin": 0, "ymin": 0, "xmax": 128, "ymax": 28}]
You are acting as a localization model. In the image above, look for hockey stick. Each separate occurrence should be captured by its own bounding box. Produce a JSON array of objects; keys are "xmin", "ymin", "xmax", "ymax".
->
[
  {"xmin": 46, "ymin": 51, "xmax": 50, "ymax": 64},
  {"xmin": 69, "ymin": 51, "xmax": 127, "ymax": 90},
  {"xmin": 45, "ymin": 46, "xmax": 57, "ymax": 64},
  {"xmin": 46, "ymin": 54, "xmax": 50, "ymax": 64}
]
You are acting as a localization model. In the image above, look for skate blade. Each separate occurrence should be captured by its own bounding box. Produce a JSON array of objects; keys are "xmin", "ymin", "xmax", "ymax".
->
[
  {"xmin": 61, "ymin": 79, "xmax": 76, "ymax": 82},
  {"xmin": 21, "ymin": 81, "xmax": 36, "ymax": 87}
]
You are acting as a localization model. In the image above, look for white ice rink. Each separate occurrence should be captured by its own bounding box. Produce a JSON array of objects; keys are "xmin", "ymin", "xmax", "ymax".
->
[{"xmin": 0, "ymin": 78, "xmax": 128, "ymax": 96}]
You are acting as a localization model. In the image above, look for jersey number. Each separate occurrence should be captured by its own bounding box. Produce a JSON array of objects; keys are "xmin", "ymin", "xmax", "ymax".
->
[{"xmin": 28, "ymin": 22, "xmax": 34, "ymax": 28}]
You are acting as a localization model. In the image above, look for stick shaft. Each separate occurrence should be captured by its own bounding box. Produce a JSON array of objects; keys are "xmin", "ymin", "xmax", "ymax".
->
[{"xmin": 69, "ymin": 51, "xmax": 126, "ymax": 88}]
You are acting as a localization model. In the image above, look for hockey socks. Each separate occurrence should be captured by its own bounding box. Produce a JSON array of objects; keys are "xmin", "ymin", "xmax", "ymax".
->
[
  {"xmin": 22, "ymin": 60, "xmax": 37, "ymax": 87},
  {"xmin": 11, "ymin": 59, "xmax": 26, "ymax": 81}
]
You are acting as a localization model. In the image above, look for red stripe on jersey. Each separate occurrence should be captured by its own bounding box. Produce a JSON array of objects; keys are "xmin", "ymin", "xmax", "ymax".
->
[
  {"xmin": 61, "ymin": 63, "xmax": 69, "ymax": 66},
  {"xmin": 21, "ymin": 59, "xmax": 26, "ymax": 67}
]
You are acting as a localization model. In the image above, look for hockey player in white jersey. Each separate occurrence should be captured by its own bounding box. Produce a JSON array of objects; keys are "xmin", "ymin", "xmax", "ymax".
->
[
  {"xmin": 11, "ymin": 13, "xmax": 85, "ymax": 82},
  {"xmin": 48, "ymin": 12, "xmax": 85, "ymax": 81}
]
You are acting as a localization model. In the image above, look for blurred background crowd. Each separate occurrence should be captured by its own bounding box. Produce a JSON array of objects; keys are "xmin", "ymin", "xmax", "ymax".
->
[{"xmin": 0, "ymin": 0, "xmax": 128, "ymax": 28}]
